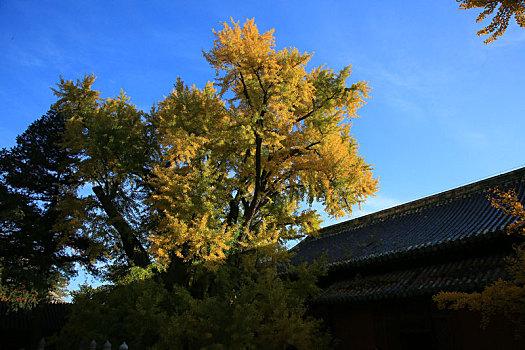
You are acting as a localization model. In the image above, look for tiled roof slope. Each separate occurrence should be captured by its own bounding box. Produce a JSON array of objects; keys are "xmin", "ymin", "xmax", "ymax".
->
[
  {"xmin": 290, "ymin": 167, "xmax": 525, "ymax": 270},
  {"xmin": 315, "ymin": 253, "xmax": 508, "ymax": 304}
]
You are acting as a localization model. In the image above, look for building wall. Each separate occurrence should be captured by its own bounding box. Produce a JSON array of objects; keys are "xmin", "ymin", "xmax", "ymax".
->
[
  {"xmin": 0, "ymin": 302, "xmax": 68, "ymax": 350},
  {"xmin": 311, "ymin": 297, "xmax": 524, "ymax": 350}
]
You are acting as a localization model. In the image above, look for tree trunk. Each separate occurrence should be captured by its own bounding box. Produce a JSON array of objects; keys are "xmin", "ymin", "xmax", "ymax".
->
[{"xmin": 92, "ymin": 186, "xmax": 150, "ymax": 267}]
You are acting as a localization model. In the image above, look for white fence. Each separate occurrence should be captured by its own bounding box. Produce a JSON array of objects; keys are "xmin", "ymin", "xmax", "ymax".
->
[{"xmin": 36, "ymin": 338, "xmax": 128, "ymax": 350}]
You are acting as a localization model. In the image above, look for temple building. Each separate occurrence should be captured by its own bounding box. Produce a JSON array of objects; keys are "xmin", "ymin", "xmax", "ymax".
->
[{"xmin": 291, "ymin": 167, "xmax": 525, "ymax": 350}]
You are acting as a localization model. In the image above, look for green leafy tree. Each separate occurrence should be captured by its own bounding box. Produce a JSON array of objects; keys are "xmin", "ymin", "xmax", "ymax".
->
[
  {"xmin": 458, "ymin": 0, "xmax": 525, "ymax": 43},
  {"xmin": 47, "ymin": 77, "xmax": 160, "ymax": 283},
  {"xmin": 56, "ymin": 258, "xmax": 331, "ymax": 349}
]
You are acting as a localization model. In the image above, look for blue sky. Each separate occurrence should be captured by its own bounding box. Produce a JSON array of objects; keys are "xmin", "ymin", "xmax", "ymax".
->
[{"xmin": 2, "ymin": 1, "xmax": 524, "ymax": 292}]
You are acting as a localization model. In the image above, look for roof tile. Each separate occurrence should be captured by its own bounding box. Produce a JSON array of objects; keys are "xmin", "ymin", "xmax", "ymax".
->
[
  {"xmin": 315, "ymin": 254, "xmax": 508, "ymax": 304},
  {"xmin": 291, "ymin": 169, "xmax": 525, "ymax": 269}
]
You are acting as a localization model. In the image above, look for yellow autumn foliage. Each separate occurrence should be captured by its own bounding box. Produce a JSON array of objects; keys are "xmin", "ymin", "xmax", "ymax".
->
[
  {"xmin": 52, "ymin": 18, "xmax": 377, "ymax": 276},
  {"xmin": 148, "ymin": 18, "xmax": 378, "ymax": 268},
  {"xmin": 458, "ymin": 0, "xmax": 525, "ymax": 44},
  {"xmin": 50, "ymin": 19, "xmax": 377, "ymax": 349}
]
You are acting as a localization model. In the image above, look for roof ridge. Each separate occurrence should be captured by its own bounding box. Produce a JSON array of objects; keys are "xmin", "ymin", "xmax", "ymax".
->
[{"xmin": 316, "ymin": 167, "xmax": 525, "ymax": 239}]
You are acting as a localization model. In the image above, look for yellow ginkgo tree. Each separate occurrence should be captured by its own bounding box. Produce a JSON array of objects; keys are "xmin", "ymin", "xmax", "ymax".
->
[
  {"xmin": 56, "ymin": 18, "xmax": 377, "ymax": 276},
  {"xmin": 458, "ymin": 0, "xmax": 525, "ymax": 44},
  {"xmin": 53, "ymin": 19, "xmax": 377, "ymax": 348},
  {"xmin": 149, "ymin": 18, "xmax": 378, "ymax": 269}
]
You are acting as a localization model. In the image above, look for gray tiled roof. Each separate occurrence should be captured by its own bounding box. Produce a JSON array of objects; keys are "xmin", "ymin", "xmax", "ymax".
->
[
  {"xmin": 291, "ymin": 168, "xmax": 525, "ymax": 270},
  {"xmin": 315, "ymin": 253, "xmax": 508, "ymax": 304},
  {"xmin": 290, "ymin": 168, "xmax": 525, "ymax": 303}
]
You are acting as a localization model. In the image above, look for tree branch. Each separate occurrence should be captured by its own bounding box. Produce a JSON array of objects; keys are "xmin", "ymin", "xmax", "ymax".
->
[
  {"xmin": 239, "ymin": 72, "xmax": 254, "ymax": 109},
  {"xmin": 92, "ymin": 185, "xmax": 150, "ymax": 267}
]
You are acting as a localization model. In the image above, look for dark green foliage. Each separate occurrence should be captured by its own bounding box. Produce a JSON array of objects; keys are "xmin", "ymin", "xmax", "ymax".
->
[
  {"xmin": 55, "ymin": 256, "xmax": 332, "ymax": 350},
  {"xmin": 0, "ymin": 107, "xmax": 91, "ymax": 307}
]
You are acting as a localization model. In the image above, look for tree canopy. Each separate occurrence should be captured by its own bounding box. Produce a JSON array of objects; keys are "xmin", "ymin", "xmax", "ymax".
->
[
  {"xmin": 458, "ymin": 0, "xmax": 525, "ymax": 43},
  {"xmin": 3, "ymin": 19, "xmax": 378, "ymax": 347},
  {"xmin": 53, "ymin": 18, "xmax": 378, "ymax": 279},
  {"xmin": 0, "ymin": 106, "xmax": 93, "ymax": 308}
]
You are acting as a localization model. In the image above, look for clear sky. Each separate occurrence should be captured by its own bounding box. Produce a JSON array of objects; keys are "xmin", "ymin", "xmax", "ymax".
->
[{"xmin": 1, "ymin": 1, "xmax": 524, "ymax": 292}]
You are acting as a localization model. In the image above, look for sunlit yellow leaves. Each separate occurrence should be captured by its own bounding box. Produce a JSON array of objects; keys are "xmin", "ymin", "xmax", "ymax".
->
[
  {"xmin": 149, "ymin": 214, "xmax": 237, "ymax": 269},
  {"xmin": 55, "ymin": 19, "xmax": 378, "ymax": 272},
  {"xmin": 206, "ymin": 18, "xmax": 276, "ymax": 69},
  {"xmin": 488, "ymin": 188, "xmax": 525, "ymax": 236},
  {"xmin": 458, "ymin": 0, "xmax": 525, "ymax": 44},
  {"xmin": 148, "ymin": 18, "xmax": 378, "ymax": 268},
  {"xmin": 57, "ymin": 75, "xmax": 152, "ymax": 188}
]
